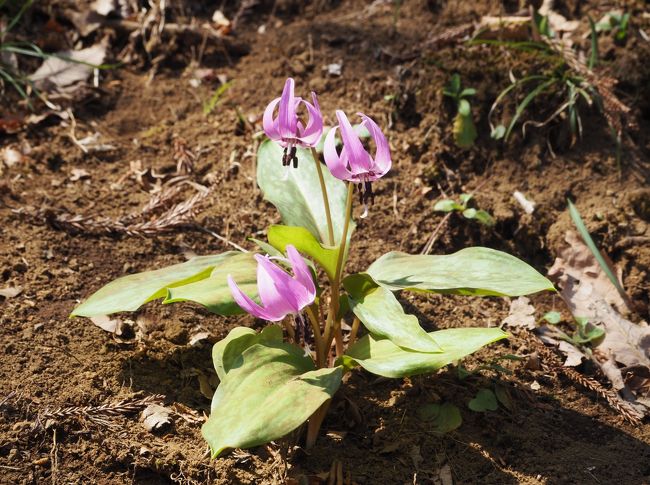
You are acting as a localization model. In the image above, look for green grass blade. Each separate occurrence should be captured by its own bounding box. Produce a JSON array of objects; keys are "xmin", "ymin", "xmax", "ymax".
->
[
  {"xmin": 4, "ymin": 0, "xmax": 33, "ymax": 33},
  {"xmin": 587, "ymin": 16, "xmax": 598, "ymax": 69},
  {"xmin": 567, "ymin": 199, "xmax": 627, "ymax": 300},
  {"xmin": 489, "ymin": 75, "xmax": 548, "ymax": 131},
  {"xmin": 203, "ymin": 81, "xmax": 233, "ymax": 115},
  {"xmin": 0, "ymin": 66, "xmax": 30, "ymax": 103},
  {"xmin": 504, "ymin": 78, "xmax": 556, "ymax": 141},
  {"xmin": 467, "ymin": 39, "xmax": 550, "ymax": 53}
]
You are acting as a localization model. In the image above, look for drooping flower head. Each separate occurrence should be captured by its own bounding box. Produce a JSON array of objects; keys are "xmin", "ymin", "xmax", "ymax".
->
[
  {"xmin": 323, "ymin": 110, "xmax": 391, "ymax": 216},
  {"xmin": 227, "ymin": 245, "xmax": 316, "ymax": 322},
  {"xmin": 263, "ymin": 78, "xmax": 323, "ymax": 168}
]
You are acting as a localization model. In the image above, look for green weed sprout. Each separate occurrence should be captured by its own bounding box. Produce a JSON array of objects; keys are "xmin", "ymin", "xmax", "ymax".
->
[
  {"xmin": 434, "ymin": 193, "xmax": 495, "ymax": 226},
  {"xmin": 595, "ymin": 11, "xmax": 630, "ymax": 43},
  {"xmin": 443, "ymin": 73, "xmax": 477, "ymax": 148}
]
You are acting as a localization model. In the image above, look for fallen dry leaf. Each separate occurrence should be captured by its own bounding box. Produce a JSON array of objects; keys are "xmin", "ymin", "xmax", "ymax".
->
[
  {"xmin": 549, "ymin": 231, "xmax": 631, "ymax": 315},
  {"xmin": 189, "ymin": 330, "xmax": 211, "ymax": 346},
  {"xmin": 0, "ymin": 286, "xmax": 23, "ymax": 298},
  {"xmin": 70, "ymin": 168, "xmax": 91, "ymax": 181},
  {"xmin": 558, "ymin": 341, "xmax": 584, "ymax": 367},
  {"xmin": 141, "ymin": 404, "xmax": 172, "ymax": 432},
  {"xmin": 76, "ymin": 132, "xmax": 116, "ymax": 152},
  {"xmin": 502, "ymin": 296, "xmax": 536, "ymax": 330},
  {"xmin": 90, "ymin": 315, "xmax": 123, "ymax": 334},
  {"xmin": 1, "ymin": 147, "xmax": 22, "ymax": 168},
  {"xmin": 29, "ymin": 44, "xmax": 106, "ymax": 91},
  {"xmin": 549, "ymin": 230, "xmax": 650, "ymax": 412}
]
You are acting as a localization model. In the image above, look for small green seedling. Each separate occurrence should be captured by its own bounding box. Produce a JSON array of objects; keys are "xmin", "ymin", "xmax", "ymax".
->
[
  {"xmin": 434, "ymin": 193, "xmax": 495, "ymax": 226},
  {"xmin": 443, "ymin": 74, "xmax": 477, "ymax": 148},
  {"xmin": 468, "ymin": 388, "xmax": 499, "ymax": 412},
  {"xmin": 203, "ymin": 81, "xmax": 233, "ymax": 115},
  {"xmin": 416, "ymin": 402, "xmax": 462, "ymax": 433},
  {"xmin": 542, "ymin": 311, "xmax": 562, "ymax": 324},
  {"xmin": 595, "ymin": 11, "xmax": 631, "ymax": 42},
  {"xmin": 546, "ymin": 315, "xmax": 604, "ymax": 347}
]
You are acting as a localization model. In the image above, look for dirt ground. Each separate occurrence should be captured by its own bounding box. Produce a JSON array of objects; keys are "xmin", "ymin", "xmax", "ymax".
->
[{"xmin": 1, "ymin": 0, "xmax": 650, "ymax": 483}]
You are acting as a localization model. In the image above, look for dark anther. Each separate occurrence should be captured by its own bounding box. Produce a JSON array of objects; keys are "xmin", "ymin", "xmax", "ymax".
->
[
  {"xmin": 357, "ymin": 183, "xmax": 363, "ymax": 205},
  {"xmin": 290, "ymin": 146, "xmax": 298, "ymax": 168},
  {"xmin": 364, "ymin": 181, "xmax": 375, "ymax": 205},
  {"xmin": 282, "ymin": 147, "xmax": 289, "ymax": 166}
]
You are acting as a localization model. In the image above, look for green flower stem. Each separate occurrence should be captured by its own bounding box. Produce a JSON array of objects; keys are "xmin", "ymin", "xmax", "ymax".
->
[
  {"xmin": 323, "ymin": 182, "xmax": 354, "ymax": 358},
  {"xmin": 306, "ymin": 305, "xmax": 324, "ymax": 367},
  {"xmin": 349, "ymin": 316, "xmax": 361, "ymax": 346},
  {"xmin": 306, "ymin": 400, "xmax": 331, "ymax": 449},
  {"xmin": 310, "ymin": 147, "xmax": 335, "ymax": 247}
]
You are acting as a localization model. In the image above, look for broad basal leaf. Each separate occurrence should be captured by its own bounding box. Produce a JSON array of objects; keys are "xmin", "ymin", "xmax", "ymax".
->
[
  {"xmin": 343, "ymin": 273, "xmax": 441, "ymax": 353},
  {"xmin": 165, "ymin": 252, "xmax": 258, "ymax": 315},
  {"xmin": 203, "ymin": 342, "xmax": 342, "ymax": 457},
  {"xmin": 367, "ymin": 248, "xmax": 554, "ymax": 296},
  {"xmin": 212, "ymin": 325, "xmax": 283, "ymax": 382},
  {"xmin": 71, "ymin": 253, "xmax": 242, "ymax": 317},
  {"xmin": 268, "ymin": 225, "xmax": 339, "ymax": 280},
  {"xmin": 257, "ymin": 140, "xmax": 353, "ymax": 245},
  {"xmin": 340, "ymin": 327, "xmax": 507, "ymax": 378}
]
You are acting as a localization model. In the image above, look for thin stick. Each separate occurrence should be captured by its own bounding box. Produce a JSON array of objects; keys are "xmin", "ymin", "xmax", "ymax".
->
[
  {"xmin": 195, "ymin": 225, "xmax": 248, "ymax": 252},
  {"xmin": 422, "ymin": 212, "xmax": 452, "ymax": 255},
  {"xmin": 310, "ymin": 147, "xmax": 335, "ymax": 247}
]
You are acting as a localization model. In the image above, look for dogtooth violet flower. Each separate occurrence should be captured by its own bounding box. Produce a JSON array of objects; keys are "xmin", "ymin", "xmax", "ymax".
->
[
  {"xmin": 323, "ymin": 110, "xmax": 391, "ymax": 216},
  {"xmin": 227, "ymin": 245, "xmax": 316, "ymax": 322},
  {"xmin": 263, "ymin": 77, "xmax": 323, "ymax": 168}
]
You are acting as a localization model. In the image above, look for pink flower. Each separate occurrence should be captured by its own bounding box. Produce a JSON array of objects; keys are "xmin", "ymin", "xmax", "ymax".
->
[
  {"xmin": 323, "ymin": 110, "xmax": 391, "ymax": 211},
  {"xmin": 263, "ymin": 78, "xmax": 323, "ymax": 168},
  {"xmin": 227, "ymin": 245, "xmax": 316, "ymax": 322}
]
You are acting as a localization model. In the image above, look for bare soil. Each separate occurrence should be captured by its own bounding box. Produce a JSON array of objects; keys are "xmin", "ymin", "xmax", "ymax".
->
[{"xmin": 1, "ymin": 1, "xmax": 650, "ymax": 483}]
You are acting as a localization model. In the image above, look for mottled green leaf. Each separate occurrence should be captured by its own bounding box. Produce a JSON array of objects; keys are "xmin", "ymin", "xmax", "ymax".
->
[
  {"xmin": 211, "ymin": 325, "xmax": 283, "ymax": 382},
  {"xmin": 71, "ymin": 253, "xmax": 242, "ymax": 317},
  {"xmin": 340, "ymin": 327, "xmax": 507, "ymax": 378},
  {"xmin": 257, "ymin": 140, "xmax": 352, "ymax": 245},
  {"xmin": 203, "ymin": 342, "xmax": 342, "ymax": 457},
  {"xmin": 165, "ymin": 252, "xmax": 258, "ymax": 315},
  {"xmin": 367, "ymin": 248, "xmax": 555, "ymax": 296},
  {"xmin": 343, "ymin": 273, "xmax": 441, "ymax": 352},
  {"xmin": 268, "ymin": 225, "xmax": 339, "ymax": 280}
]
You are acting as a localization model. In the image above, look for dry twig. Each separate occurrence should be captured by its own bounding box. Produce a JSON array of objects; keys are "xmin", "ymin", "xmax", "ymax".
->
[
  {"xmin": 526, "ymin": 332, "xmax": 643, "ymax": 424},
  {"xmin": 34, "ymin": 394, "xmax": 165, "ymax": 431},
  {"xmin": 15, "ymin": 185, "xmax": 212, "ymax": 237}
]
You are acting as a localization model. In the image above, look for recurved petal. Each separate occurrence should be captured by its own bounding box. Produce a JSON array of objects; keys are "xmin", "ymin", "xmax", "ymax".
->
[
  {"xmin": 296, "ymin": 98, "xmax": 323, "ymax": 147},
  {"xmin": 255, "ymin": 255, "xmax": 297, "ymax": 318},
  {"xmin": 285, "ymin": 245, "xmax": 316, "ymax": 307},
  {"xmin": 227, "ymin": 275, "xmax": 275, "ymax": 321},
  {"xmin": 360, "ymin": 112, "xmax": 391, "ymax": 177},
  {"xmin": 336, "ymin": 110, "xmax": 371, "ymax": 172},
  {"xmin": 263, "ymin": 97, "xmax": 281, "ymax": 141},
  {"xmin": 323, "ymin": 126, "xmax": 353, "ymax": 181},
  {"xmin": 278, "ymin": 78, "xmax": 297, "ymax": 139}
]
